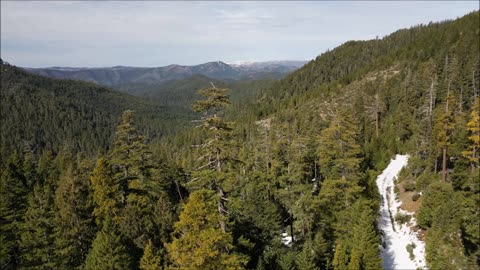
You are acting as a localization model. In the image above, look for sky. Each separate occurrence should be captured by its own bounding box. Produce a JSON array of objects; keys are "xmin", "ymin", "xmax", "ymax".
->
[{"xmin": 1, "ymin": 1, "xmax": 478, "ymax": 68}]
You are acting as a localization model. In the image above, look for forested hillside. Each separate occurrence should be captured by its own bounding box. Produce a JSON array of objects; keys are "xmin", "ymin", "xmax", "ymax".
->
[
  {"xmin": 1, "ymin": 11, "xmax": 478, "ymax": 270},
  {"xmin": 122, "ymin": 75, "xmax": 273, "ymax": 110},
  {"xmin": 23, "ymin": 60, "xmax": 306, "ymax": 91},
  {"xmin": 0, "ymin": 64, "xmax": 274, "ymax": 158},
  {"xmin": 0, "ymin": 61, "xmax": 190, "ymax": 156}
]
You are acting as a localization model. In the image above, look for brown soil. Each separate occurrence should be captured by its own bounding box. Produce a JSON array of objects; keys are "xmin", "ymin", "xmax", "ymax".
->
[
  {"xmin": 396, "ymin": 183, "xmax": 422, "ymax": 213},
  {"xmin": 411, "ymin": 225, "xmax": 427, "ymax": 241},
  {"xmin": 394, "ymin": 178, "xmax": 427, "ymax": 241}
]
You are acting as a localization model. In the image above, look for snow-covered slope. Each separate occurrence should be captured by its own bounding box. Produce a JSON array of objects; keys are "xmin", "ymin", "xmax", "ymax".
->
[{"xmin": 377, "ymin": 154, "xmax": 427, "ymax": 270}]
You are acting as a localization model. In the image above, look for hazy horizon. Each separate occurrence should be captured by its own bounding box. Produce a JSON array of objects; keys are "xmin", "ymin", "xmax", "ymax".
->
[{"xmin": 1, "ymin": 1, "xmax": 478, "ymax": 68}]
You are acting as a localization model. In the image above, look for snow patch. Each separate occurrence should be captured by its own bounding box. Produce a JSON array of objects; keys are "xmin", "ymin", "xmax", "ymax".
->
[
  {"xmin": 227, "ymin": 60, "xmax": 256, "ymax": 67},
  {"xmin": 377, "ymin": 154, "xmax": 427, "ymax": 270},
  {"xmin": 281, "ymin": 232, "xmax": 293, "ymax": 247}
]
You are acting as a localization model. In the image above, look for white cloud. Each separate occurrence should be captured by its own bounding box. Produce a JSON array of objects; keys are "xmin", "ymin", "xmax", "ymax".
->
[{"xmin": 1, "ymin": 1, "xmax": 478, "ymax": 67}]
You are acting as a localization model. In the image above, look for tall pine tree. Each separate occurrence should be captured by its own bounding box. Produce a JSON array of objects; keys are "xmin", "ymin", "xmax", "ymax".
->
[
  {"xmin": 191, "ymin": 87, "xmax": 235, "ymax": 233},
  {"xmin": 84, "ymin": 217, "xmax": 133, "ymax": 270},
  {"xmin": 165, "ymin": 190, "xmax": 245, "ymax": 270}
]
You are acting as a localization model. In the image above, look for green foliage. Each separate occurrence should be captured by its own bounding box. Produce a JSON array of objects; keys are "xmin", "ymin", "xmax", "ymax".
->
[
  {"xmin": 84, "ymin": 217, "xmax": 133, "ymax": 270},
  {"xmin": 1, "ymin": 11, "xmax": 479, "ymax": 270},
  {"xmin": 406, "ymin": 242, "xmax": 416, "ymax": 260},
  {"xmin": 295, "ymin": 240, "xmax": 320, "ymax": 270},
  {"xmin": 189, "ymin": 87, "xmax": 235, "ymax": 191},
  {"xmin": 165, "ymin": 190, "xmax": 246, "ymax": 270},
  {"xmin": 317, "ymin": 112, "xmax": 362, "ymax": 180},
  {"xmin": 276, "ymin": 249, "xmax": 297, "ymax": 270},
  {"xmin": 90, "ymin": 158, "xmax": 120, "ymax": 224},
  {"xmin": 0, "ymin": 62, "xmax": 184, "ymax": 157},
  {"xmin": 19, "ymin": 183, "xmax": 55, "ymax": 269},
  {"xmin": 0, "ymin": 152, "xmax": 30, "ymax": 268},
  {"xmin": 139, "ymin": 239, "xmax": 163, "ymax": 270},
  {"xmin": 109, "ymin": 110, "xmax": 152, "ymax": 186},
  {"xmin": 333, "ymin": 242, "xmax": 348, "ymax": 270},
  {"xmin": 403, "ymin": 181, "xmax": 416, "ymax": 191},
  {"xmin": 417, "ymin": 181, "xmax": 471, "ymax": 269},
  {"xmin": 189, "ymin": 87, "xmax": 237, "ymax": 235},
  {"xmin": 415, "ymin": 172, "xmax": 436, "ymax": 192},
  {"xmin": 395, "ymin": 212, "xmax": 412, "ymax": 224},
  {"xmin": 319, "ymin": 177, "xmax": 364, "ymax": 213},
  {"xmin": 462, "ymin": 98, "xmax": 480, "ymax": 168},
  {"xmin": 53, "ymin": 161, "xmax": 94, "ymax": 268},
  {"xmin": 228, "ymin": 181, "xmax": 283, "ymax": 268},
  {"xmin": 333, "ymin": 201, "xmax": 382, "ymax": 270},
  {"xmin": 417, "ymin": 181, "xmax": 455, "ymax": 229}
]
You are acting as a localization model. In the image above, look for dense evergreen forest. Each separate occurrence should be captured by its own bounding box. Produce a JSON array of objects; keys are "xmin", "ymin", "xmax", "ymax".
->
[
  {"xmin": 0, "ymin": 61, "xmax": 195, "ymax": 155},
  {"xmin": 1, "ymin": 11, "xmax": 479, "ymax": 270}
]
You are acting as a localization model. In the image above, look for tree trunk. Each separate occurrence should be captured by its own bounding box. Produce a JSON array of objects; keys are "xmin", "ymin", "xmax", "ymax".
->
[
  {"xmin": 214, "ymin": 132, "xmax": 226, "ymax": 233},
  {"xmin": 175, "ymin": 179, "xmax": 184, "ymax": 203},
  {"xmin": 459, "ymin": 85, "xmax": 463, "ymax": 113},
  {"xmin": 218, "ymin": 187, "xmax": 226, "ymax": 233},
  {"xmin": 301, "ymin": 219, "xmax": 306, "ymax": 238},
  {"xmin": 428, "ymin": 78, "xmax": 435, "ymax": 137},
  {"xmin": 472, "ymin": 145, "xmax": 476, "ymax": 173},
  {"xmin": 375, "ymin": 93, "xmax": 379, "ymax": 138},
  {"xmin": 442, "ymin": 147, "xmax": 447, "ymax": 183},
  {"xmin": 265, "ymin": 127, "xmax": 271, "ymax": 200},
  {"xmin": 290, "ymin": 214, "xmax": 295, "ymax": 243},
  {"xmin": 442, "ymin": 81, "xmax": 450, "ymax": 182}
]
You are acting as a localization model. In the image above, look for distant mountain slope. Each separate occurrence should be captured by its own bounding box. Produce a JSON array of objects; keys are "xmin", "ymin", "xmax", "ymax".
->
[
  {"xmin": 22, "ymin": 60, "xmax": 307, "ymax": 90},
  {"xmin": 121, "ymin": 74, "xmax": 274, "ymax": 110},
  {"xmin": 0, "ymin": 61, "xmax": 192, "ymax": 156},
  {"xmin": 257, "ymin": 11, "xmax": 479, "ymax": 116}
]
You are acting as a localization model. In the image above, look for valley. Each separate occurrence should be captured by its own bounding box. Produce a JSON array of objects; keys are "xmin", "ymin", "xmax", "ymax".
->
[{"xmin": 0, "ymin": 6, "xmax": 478, "ymax": 270}]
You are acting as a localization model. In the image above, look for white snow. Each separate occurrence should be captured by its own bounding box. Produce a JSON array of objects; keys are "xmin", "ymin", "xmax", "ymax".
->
[
  {"xmin": 281, "ymin": 232, "xmax": 293, "ymax": 246},
  {"xmin": 376, "ymin": 154, "xmax": 427, "ymax": 270},
  {"xmin": 227, "ymin": 60, "xmax": 256, "ymax": 67}
]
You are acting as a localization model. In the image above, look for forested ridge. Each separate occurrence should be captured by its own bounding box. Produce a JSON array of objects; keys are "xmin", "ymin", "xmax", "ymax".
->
[
  {"xmin": 0, "ymin": 61, "xmax": 194, "ymax": 156},
  {"xmin": 1, "ymin": 11, "xmax": 479, "ymax": 270}
]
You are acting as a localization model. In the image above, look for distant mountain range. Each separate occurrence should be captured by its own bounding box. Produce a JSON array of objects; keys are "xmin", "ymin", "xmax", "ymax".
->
[{"xmin": 22, "ymin": 60, "xmax": 308, "ymax": 88}]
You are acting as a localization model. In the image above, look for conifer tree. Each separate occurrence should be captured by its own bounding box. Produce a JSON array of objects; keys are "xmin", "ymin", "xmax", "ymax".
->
[
  {"xmin": 84, "ymin": 217, "xmax": 132, "ymax": 270},
  {"xmin": 277, "ymin": 250, "xmax": 296, "ymax": 270},
  {"xmin": 332, "ymin": 242, "xmax": 348, "ymax": 270},
  {"xmin": 54, "ymin": 162, "xmax": 94, "ymax": 268},
  {"xmin": 109, "ymin": 110, "xmax": 159, "ymax": 248},
  {"xmin": 19, "ymin": 183, "xmax": 55, "ymax": 269},
  {"xmin": 296, "ymin": 239, "xmax": 319, "ymax": 270},
  {"xmin": 347, "ymin": 249, "xmax": 361, "ymax": 270},
  {"xmin": 90, "ymin": 158, "xmax": 120, "ymax": 224},
  {"xmin": 318, "ymin": 177, "xmax": 364, "ymax": 213},
  {"xmin": 364, "ymin": 86, "xmax": 386, "ymax": 139},
  {"xmin": 109, "ymin": 110, "xmax": 152, "ymax": 204},
  {"xmin": 165, "ymin": 190, "xmax": 245, "ymax": 270},
  {"xmin": 462, "ymin": 97, "xmax": 480, "ymax": 172},
  {"xmin": 139, "ymin": 239, "xmax": 163, "ymax": 270},
  {"xmin": 332, "ymin": 201, "xmax": 381, "ymax": 270},
  {"xmin": 350, "ymin": 208, "xmax": 382, "ymax": 269},
  {"xmin": 0, "ymin": 152, "xmax": 29, "ymax": 268},
  {"xmin": 433, "ymin": 89, "xmax": 456, "ymax": 182},
  {"xmin": 317, "ymin": 112, "xmax": 362, "ymax": 180},
  {"xmin": 151, "ymin": 191, "xmax": 175, "ymax": 244},
  {"xmin": 22, "ymin": 147, "xmax": 37, "ymax": 190},
  {"xmin": 37, "ymin": 150, "xmax": 59, "ymax": 188},
  {"xmin": 422, "ymin": 183, "xmax": 468, "ymax": 269},
  {"xmin": 191, "ymin": 87, "xmax": 234, "ymax": 233}
]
